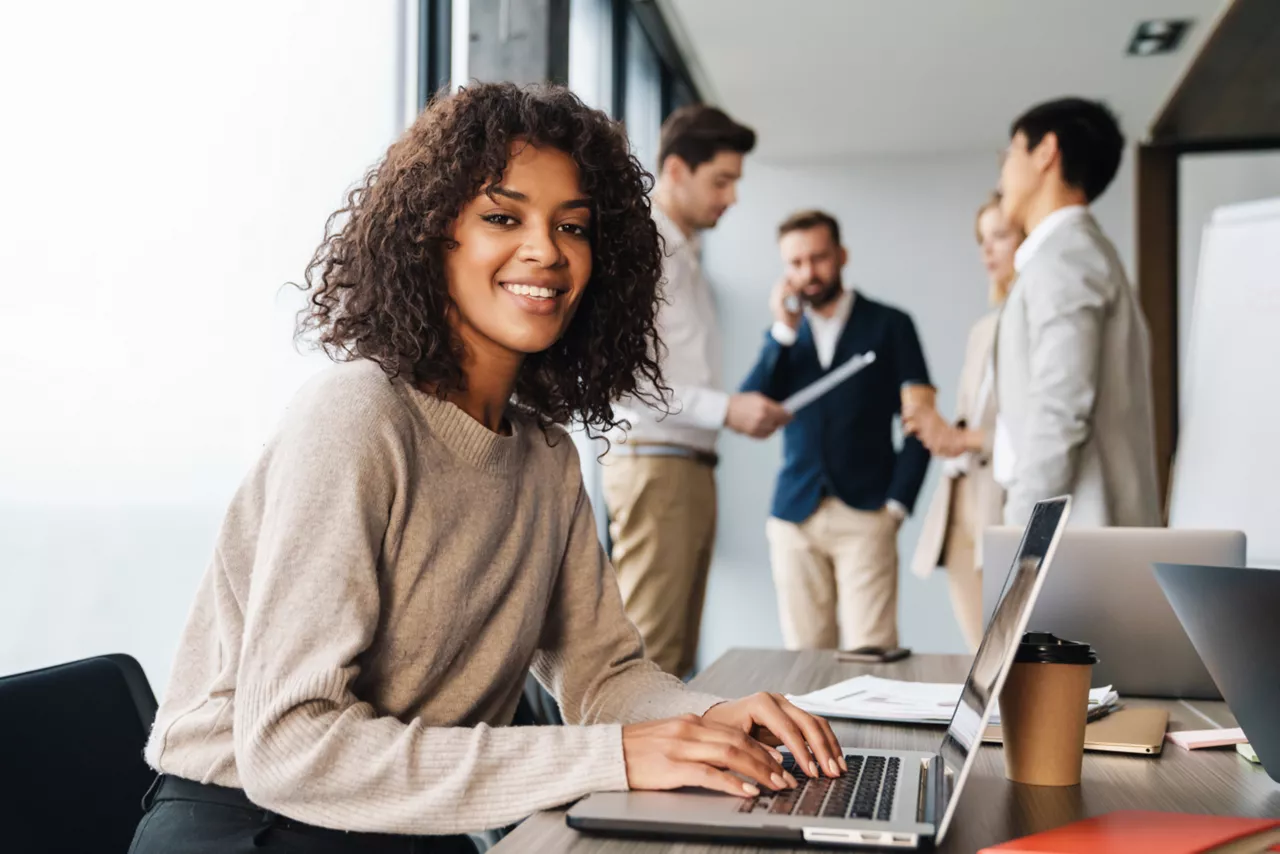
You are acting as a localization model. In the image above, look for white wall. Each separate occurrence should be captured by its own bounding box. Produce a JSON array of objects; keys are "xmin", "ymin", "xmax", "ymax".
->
[
  {"xmin": 0, "ymin": 1, "xmax": 404, "ymax": 692},
  {"xmin": 696, "ymin": 149, "xmax": 1136, "ymax": 666},
  {"xmin": 1178, "ymin": 151, "xmax": 1280, "ymax": 418}
]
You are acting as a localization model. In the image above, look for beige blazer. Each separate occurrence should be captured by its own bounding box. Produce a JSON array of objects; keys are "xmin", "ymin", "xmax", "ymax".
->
[
  {"xmin": 911, "ymin": 310, "xmax": 1006, "ymax": 579},
  {"xmin": 995, "ymin": 212, "xmax": 1161, "ymax": 528}
]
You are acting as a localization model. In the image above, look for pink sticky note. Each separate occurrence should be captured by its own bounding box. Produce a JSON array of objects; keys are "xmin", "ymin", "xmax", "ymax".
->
[{"xmin": 1166, "ymin": 727, "xmax": 1247, "ymax": 750}]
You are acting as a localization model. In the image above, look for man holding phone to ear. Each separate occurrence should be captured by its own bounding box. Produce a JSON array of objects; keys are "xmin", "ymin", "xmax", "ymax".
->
[{"xmin": 741, "ymin": 209, "xmax": 932, "ymax": 652}]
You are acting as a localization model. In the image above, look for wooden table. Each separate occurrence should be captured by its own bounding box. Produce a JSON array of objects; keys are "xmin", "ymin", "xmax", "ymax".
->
[{"xmin": 493, "ymin": 649, "xmax": 1280, "ymax": 852}]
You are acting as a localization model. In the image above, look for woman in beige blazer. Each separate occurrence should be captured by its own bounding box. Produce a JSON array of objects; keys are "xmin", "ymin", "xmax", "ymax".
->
[{"xmin": 907, "ymin": 195, "xmax": 1022, "ymax": 651}]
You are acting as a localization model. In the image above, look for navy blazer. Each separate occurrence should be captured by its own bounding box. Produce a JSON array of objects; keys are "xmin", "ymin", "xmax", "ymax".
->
[{"xmin": 740, "ymin": 292, "xmax": 932, "ymax": 524}]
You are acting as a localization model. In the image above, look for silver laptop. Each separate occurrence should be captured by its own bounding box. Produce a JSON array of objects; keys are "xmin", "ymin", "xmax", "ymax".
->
[
  {"xmin": 1153, "ymin": 563, "xmax": 1280, "ymax": 783},
  {"xmin": 982, "ymin": 528, "xmax": 1245, "ymax": 699},
  {"xmin": 567, "ymin": 496, "xmax": 1071, "ymax": 850}
]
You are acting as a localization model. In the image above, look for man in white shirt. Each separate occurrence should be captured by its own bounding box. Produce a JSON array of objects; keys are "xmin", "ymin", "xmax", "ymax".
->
[
  {"xmin": 993, "ymin": 97, "xmax": 1160, "ymax": 527},
  {"xmin": 605, "ymin": 105, "xmax": 788, "ymax": 677}
]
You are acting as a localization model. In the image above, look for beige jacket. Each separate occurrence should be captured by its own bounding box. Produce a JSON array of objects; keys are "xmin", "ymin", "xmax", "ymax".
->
[
  {"xmin": 995, "ymin": 212, "xmax": 1161, "ymax": 527},
  {"xmin": 911, "ymin": 311, "xmax": 1005, "ymax": 578}
]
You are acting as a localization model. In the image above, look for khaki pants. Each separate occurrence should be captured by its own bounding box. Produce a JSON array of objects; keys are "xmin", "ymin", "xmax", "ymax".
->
[
  {"xmin": 942, "ymin": 480, "xmax": 985, "ymax": 653},
  {"xmin": 766, "ymin": 498, "xmax": 899, "ymax": 650},
  {"xmin": 602, "ymin": 455, "xmax": 716, "ymax": 678}
]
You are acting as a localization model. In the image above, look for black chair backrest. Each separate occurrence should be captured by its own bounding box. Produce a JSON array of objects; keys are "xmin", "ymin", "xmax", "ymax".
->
[{"xmin": 0, "ymin": 654, "xmax": 157, "ymax": 854}]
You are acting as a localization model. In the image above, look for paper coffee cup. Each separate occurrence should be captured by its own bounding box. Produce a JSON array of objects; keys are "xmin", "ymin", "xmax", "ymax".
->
[
  {"xmin": 900, "ymin": 382, "xmax": 936, "ymax": 416},
  {"xmin": 999, "ymin": 632, "xmax": 1097, "ymax": 787}
]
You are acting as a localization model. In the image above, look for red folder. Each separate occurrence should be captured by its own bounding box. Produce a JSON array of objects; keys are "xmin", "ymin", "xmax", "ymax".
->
[{"xmin": 979, "ymin": 811, "xmax": 1280, "ymax": 854}]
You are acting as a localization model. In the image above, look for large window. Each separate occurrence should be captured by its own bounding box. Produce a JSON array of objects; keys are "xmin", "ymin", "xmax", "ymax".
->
[
  {"xmin": 0, "ymin": 0, "xmax": 407, "ymax": 690},
  {"xmin": 569, "ymin": 0, "xmax": 615, "ymax": 114},
  {"xmin": 623, "ymin": 10, "xmax": 663, "ymax": 172}
]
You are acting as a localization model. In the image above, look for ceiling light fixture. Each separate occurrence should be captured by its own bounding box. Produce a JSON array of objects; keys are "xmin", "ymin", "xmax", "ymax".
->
[{"xmin": 1127, "ymin": 19, "xmax": 1193, "ymax": 56}]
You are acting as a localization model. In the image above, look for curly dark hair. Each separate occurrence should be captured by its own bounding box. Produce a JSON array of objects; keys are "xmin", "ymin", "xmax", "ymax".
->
[{"xmin": 295, "ymin": 82, "xmax": 667, "ymax": 436}]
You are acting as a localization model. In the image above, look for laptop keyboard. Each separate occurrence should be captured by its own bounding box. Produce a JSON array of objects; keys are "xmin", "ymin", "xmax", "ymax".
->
[{"xmin": 737, "ymin": 754, "xmax": 900, "ymax": 821}]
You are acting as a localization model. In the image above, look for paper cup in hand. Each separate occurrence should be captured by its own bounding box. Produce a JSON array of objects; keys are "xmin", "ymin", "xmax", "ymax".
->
[
  {"xmin": 900, "ymin": 382, "xmax": 936, "ymax": 430},
  {"xmin": 999, "ymin": 632, "xmax": 1097, "ymax": 787}
]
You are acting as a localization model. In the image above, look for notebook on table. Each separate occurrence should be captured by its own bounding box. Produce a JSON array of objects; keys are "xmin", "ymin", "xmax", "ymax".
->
[
  {"xmin": 979, "ymin": 811, "xmax": 1280, "ymax": 854},
  {"xmin": 982, "ymin": 707, "xmax": 1169, "ymax": 755}
]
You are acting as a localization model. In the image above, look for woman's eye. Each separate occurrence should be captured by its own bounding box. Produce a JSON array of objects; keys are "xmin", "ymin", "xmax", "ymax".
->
[
  {"xmin": 558, "ymin": 222, "xmax": 590, "ymax": 238},
  {"xmin": 482, "ymin": 213, "xmax": 517, "ymax": 226}
]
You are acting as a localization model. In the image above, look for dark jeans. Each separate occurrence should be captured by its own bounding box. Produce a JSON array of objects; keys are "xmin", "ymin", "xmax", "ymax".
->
[{"xmin": 129, "ymin": 776, "xmax": 478, "ymax": 854}]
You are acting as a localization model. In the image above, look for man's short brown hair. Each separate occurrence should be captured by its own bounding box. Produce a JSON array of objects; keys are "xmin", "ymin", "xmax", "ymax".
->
[
  {"xmin": 778, "ymin": 209, "xmax": 841, "ymax": 247},
  {"xmin": 658, "ymin": 105, "xmax": 756, "ymax": 172}
]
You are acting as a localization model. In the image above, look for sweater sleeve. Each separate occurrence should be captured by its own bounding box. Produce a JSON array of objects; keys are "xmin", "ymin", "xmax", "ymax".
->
[
  {"xmin": 230, "ymin": 379, "xmax": 642, "ymax": 835},
  {"xmin": 530, "ymin": 451, "xmax": 723, "ymax": 725}
]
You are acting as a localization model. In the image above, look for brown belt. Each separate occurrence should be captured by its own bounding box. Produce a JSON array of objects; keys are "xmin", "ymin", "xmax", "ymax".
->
[{"xmin": 611, "ymin": 443, "xmax": 719, "ymax": 468}]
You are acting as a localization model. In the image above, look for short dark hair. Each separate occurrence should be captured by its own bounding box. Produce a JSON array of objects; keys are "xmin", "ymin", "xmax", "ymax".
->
[
  {"xmin": 778, "ymin": 209, "xmax": 841, "ymax": 247},
  {"xmin": 658, "ymin": 104, "xmax": 756, "ymax": 172},
  {"xmin": 1011, "ymin": 97, "xmax": 1124, "ymax": 202}
]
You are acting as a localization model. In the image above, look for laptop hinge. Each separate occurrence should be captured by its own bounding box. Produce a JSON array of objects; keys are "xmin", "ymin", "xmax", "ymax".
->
[{"xmin": 917, "ymin": 755, "xmax": 946, "ymax": 826}]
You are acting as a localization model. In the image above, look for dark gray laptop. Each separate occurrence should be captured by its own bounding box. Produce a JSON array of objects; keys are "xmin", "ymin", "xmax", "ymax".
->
[
  {"xmin": 983, "ymin": 528, "xmax": 1245, "ymax": 699},
  {"xmin": 1153, "ymin": 563, "xmax": 1280, "ymax": 783},
  {"xmin": 566, "ymin": 497, "xmax": 1072, "ymax": 850}
]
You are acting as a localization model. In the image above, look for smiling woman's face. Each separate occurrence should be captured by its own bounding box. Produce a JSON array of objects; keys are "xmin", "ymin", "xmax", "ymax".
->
[{"xmin": 444, "ymin": 142, "xmax": 594, "ymax": 358}]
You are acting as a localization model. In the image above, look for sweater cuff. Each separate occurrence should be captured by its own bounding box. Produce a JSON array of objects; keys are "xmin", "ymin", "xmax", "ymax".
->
[
  {"xmin": 588, "ymin": 724, "xmax": 634, "ymax": 793},
  {"xmin": 685, "ymin": 691, "xmax": 728, "ymax": 717}
]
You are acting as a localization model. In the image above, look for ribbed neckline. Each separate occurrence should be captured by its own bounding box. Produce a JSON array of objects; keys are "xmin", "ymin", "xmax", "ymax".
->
[{"xmin": 396, "ymin": 382, "xmax": 525, "ymax": 475}]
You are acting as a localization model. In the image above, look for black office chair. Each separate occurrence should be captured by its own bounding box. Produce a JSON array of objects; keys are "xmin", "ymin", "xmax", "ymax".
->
[{"xmin": 0, "ymin": 654, "xmax": 158, "ymax": 854}]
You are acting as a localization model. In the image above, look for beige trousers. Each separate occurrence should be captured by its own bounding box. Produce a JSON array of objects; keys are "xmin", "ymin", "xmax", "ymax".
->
[
  {"xmin": 942, "ymin": 480, "xmax": 985, "ymax": 653},
  {"xmin": 602, "ymin": 455, "xmax": 716, "ymax": 678},
  {"xmin": 766, "ymin": 498, "xmax": 899, "ymax": 650}
]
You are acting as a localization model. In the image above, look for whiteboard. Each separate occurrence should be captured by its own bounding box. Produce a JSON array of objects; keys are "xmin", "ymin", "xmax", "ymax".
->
[{"xmin": 1170, "ymin": 196, "xmax": 1280, "ymax": 566}]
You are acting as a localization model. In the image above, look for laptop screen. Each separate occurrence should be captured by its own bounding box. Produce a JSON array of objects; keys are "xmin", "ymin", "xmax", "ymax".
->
[{"xmin": 934, "ymin": 496, "xmax": 1071, "ymax": 841}]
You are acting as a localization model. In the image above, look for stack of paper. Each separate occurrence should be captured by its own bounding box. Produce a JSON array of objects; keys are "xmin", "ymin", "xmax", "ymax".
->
[{"xmin": 788, "ymin": 675, "xmax": 1119, "ymax": 726}]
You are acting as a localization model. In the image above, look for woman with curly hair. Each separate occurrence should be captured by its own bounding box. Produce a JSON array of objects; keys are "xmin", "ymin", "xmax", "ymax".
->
[{"xmin": 129, "ymin": 83, "xmax": 843, "ymax": 853}]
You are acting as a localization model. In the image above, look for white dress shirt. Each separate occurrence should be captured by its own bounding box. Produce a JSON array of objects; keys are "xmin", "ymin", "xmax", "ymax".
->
[
  {"xmin": 1013, "ymin": 204, "xmax": 1088, "ymax": 273},
  {"xmin": 769, "ymin": 288, "xmax": 855, "ymax": 369},
  {"xmin": 610, "ymin": 206, "xmax": 728, "ymax": 453},
  {"xmin": 768, "ymin": 289, "xmax": 906, "ymax": 519},
  {"xmin": 995, "ymin": 204, "xmax": 1089, "ymax": 487}
]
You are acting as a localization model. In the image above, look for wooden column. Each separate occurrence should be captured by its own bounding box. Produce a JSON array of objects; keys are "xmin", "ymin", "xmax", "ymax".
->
[{"xmin": 1135, "ymin": 144, "xmax": 1180, "ymax": 517}]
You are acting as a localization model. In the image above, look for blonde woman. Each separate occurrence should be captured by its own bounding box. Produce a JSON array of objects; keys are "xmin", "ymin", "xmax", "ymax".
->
[{"xmin": 907, "ymin": 195, "xmax": 1022, "ymax": 651}]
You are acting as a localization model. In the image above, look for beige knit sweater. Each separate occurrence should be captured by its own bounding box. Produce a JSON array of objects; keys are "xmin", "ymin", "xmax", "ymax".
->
[{"xmin": 144, "ymin": 360, "xmax": 722, "ymax": 835}]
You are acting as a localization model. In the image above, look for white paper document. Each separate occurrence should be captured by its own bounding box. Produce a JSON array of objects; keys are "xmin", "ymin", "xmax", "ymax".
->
[
  {"xmin": 787, "ymin": 675, "xmax": 1119, "ymax": 726},
  {"xmin": 782, "ymin": 351, "xmax": 876, "ymax": 414}
]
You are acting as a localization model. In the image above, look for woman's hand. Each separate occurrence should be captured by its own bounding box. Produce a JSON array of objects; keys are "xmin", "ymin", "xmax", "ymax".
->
[
  {"xmin": 906, "ymin": 405, "xmax": 983, "ymax": 459},
  {"xmin": 919, "ymin": 422, "xmax": 983, "ymax": 458},
  {"xmin": 902, "ymin": 402, "xmax": 946, "ymax": 439},
  {"xmin": 703, "ymin": 692, "xmax": 846, "ymax": 779},
  {"xmin": 622, "ymin": 714, "xmax": 799, "ymax": 797}
]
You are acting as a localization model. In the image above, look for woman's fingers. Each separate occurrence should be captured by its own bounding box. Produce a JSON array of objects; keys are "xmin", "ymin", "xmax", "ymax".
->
[
  {"xmin": 673, "ymin": 761, "xmax": 764, "ymax": 798},
  {"xmin": 673, "ymin": 731, "xmax": 790, "ymax": 791},
  {"xmin": 780, "ymin": 696, "xmax": 846, "ymax": 773}
]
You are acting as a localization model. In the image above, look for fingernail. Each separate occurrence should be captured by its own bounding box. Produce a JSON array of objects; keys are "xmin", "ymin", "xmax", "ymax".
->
[
  {"xmin": 809, "ymin": 761, "xmax": 819, "ymax": 777},
  {"xmin": 785, "ymin": 772, "xmax": 799, "ymax": 788},
  {"xmin": 769, "ymin": 748, "xmax": 784, "ymax": 763},
  {"xmin": 743, "ymin": 782, "xmax": 760, "ymax": 797},
  {"xmin": 840, "ymin": 756, "xmax": 849, "ymax": 772},
  {"xmin": 771, "ymin": 773, "xmax": 786, "ymax": 789},
  {"xmin": 828, "ymin": 758, "xmax": 840, "ymax": 776}
]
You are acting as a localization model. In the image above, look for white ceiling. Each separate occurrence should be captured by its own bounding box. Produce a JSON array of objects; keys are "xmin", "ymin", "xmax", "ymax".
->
[{"xmin": 661, "ymin": 0, "xmax": 1229, "ymax": 160}]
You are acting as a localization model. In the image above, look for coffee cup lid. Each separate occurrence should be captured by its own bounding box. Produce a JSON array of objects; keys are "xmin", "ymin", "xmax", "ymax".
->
[{"xmin": 1014, "ymin": 631, "xmax": 1098, "ymax": 665}]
